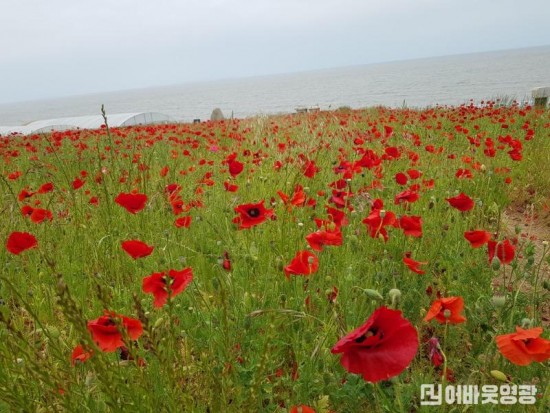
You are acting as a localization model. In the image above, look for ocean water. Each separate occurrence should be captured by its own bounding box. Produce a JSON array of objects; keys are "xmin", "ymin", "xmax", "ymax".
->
[{"xmin": 1, "ymin": 45, "xmax": 549, "ymax": 126}]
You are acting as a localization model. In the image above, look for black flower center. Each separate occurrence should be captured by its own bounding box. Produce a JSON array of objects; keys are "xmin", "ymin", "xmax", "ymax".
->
[
  {"xmin": 247, "ymin": 208, "xmax": 261, "ymax": 218},
  {"xmin": 354, "ymin": 327, "xmax": 383, "ymax": 347}
]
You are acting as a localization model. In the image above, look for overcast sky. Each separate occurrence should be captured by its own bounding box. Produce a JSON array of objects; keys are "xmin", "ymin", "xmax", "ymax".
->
[{"xmin": 1, "ymin": 0, "xmax": 549, "ymax": 104}]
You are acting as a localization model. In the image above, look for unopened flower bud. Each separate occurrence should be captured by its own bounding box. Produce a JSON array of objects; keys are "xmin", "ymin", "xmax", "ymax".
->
[
  {"xmin": 363, "ymin": 288, "xmax": 384, "ymax": 301},
  {"xmin": 491, "ymin": 295, "xmax": 506, "ymax": 308},
  {"xmin": 520, "ymin": 318, "xmax": 533, "ymax": 329},
  {"xmin": 490, "ymin": 370, "xmax": 508, "ymax": 382},
  {"xmin": 154, "ymin": 317, "xmax": 164, "ymax": 329},
  {"xmin": 389, "ymin": 288, "xmax": 402, "ymax": 308},
  {"xmin": 491, "ymin": 258, "xmax": 501, "ymax": 271}
]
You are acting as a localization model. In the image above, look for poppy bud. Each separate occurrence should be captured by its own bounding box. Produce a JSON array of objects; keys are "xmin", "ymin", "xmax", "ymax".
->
[
  {"xmin": 154, "ymin": 317, "xmax": 164, "ymax": 329},
  {"xmin": 491, "ymin": 295, "xmax": 506, "ymax": 308},
  {"xmin": 47, "ymin": 326, "xmax": 60, "ymax": 339},
  {"xmin": 520, "ymin": 318, "xmax": 533, "ymax": 329},
  {"xmin": 363, "ymin": 288, "xmax": 384, "ymax": 301},
  {"xmin": 490, "ymin": 370, "xmax": 508, "ymax": 382},
  {"xmin": 389, "ymin": 288, "xmax": 402, "ymax": 308},
  {"xmin": 491, "ymin": 258, "xmax": 501, "ymax": 271}
]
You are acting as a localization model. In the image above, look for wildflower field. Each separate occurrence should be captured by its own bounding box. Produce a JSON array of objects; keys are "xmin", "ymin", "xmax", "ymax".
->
[{"xmin": 0, "ymin": 103, "xmax": 549, "ymax": 412}]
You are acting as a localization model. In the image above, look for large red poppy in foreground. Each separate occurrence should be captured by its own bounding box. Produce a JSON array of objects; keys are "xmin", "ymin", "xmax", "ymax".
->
[
  {"xmin": 496, "ymin": 326, "xmax": 550, "ymax": 366},
  {"xmin": 331, "ymin": 306, "xmax": 418, "ymax": 382}
]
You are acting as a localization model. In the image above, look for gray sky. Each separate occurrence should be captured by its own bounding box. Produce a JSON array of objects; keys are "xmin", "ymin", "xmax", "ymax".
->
[{"xmin": 1, "ymin": 0, "xmax": 549, "ymax": 104}]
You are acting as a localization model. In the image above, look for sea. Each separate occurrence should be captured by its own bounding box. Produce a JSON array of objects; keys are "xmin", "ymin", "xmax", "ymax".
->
[{"xmin": 1, "ymin": 45, "xmax": 549, "ymax": 126}]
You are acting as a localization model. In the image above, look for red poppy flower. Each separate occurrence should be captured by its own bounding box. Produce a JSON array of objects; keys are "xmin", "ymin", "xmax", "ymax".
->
[
  {"xmin": 424, "ymin": 296, "xmax": 466, "ymax": 324},
  {"xmin": 407, "ymin": 169, "xmax": 422, "ymax": 179},
  {"xmin": 284, "ymin": 250, "xmax": 319, "ymax": 279},
  {"xmin": 394, "ymin": 189, "xmax": 419, "ymax": 205},
  {"xmin": 403, "ymin": 254, "xmax": 427, "ymax": 274},
  {"xmin": 87, "ymin": 312, "xmax": 143, "ymax": 352},
  {"xmin": 37, "ymin": 182, "xmax": 54, "ymax": 194},
  {"xmin": 487, "ymin": 239, "xmax": 515, "ymax": 265},
  {"xmin": 27, "ymin": 208, "xmax": 53, "ymax": 224},
  {"xmin": 495, "ymin": 326, "xmax": 550, "ymax": 366},
  {"xmin": 395, "ymin": 172, "xmax": 408, "ymax": 186},
  {"xmin": 278, "ymin": 184, "xmax": 308, "ymax": 207},
  {"xmin": 427, "ymin": 337, "xmax": 444, "ymax": 367},
  {"xmin": 362, "ymin": 209, "xmax": 396, "ymax": 242},
  {"xmin": 121, "ymin": 240, "xmax": 154, "ymax": 259},
  {"xmin": 165, "ymin": 183, "xmax": 182, "ymax": 195},
  {"xmin": 326, "ymin": 206, "xmax": 348, "ymax": 227},
  {"xmin": 303, "ymin": 160, "xmax": 319, "ymax": 178},
  {"xmin": 228, "ymin": 159, "xmax": 244, "ymax": 177},
  {"xmin": 331, "ymin": 306, "xmax": 418, "ymax": 383},
  {"xmin": 174, "ymin": 216, "xmax": 192, "ymax": 228},
  {"xmin": 72, "ymin": 178, "xmax": 85, "ymax": 190},
  {"xmin": 224, "ymin": 181, "xmax": 239, "ymax": 192},
  {"xmin": 8, "ymin": 171, "xmax": 22, "ymax": 180},
  {"xmin": 142, "ymin": 268, "xmax": 193, "ymax": 308},
  {"xmin": 233, "ymin": 200, "xmax": 273, "ymax": 229},
  {"xmin": 305, "ymin": 228, "xmax": 343, "ymax": 251},
  {"xmin": 222, "ymin": 251, "xmax": 231, "ymax": 271},
  {"xmin": 21, "ymin": 205, "xmax": 34, "ymax": 217},
  {"xmin": 446, "ymin": 192, "xmax": 474, "ymax": 212},
  {"xmin": 398, "ymin": 215, "xmax": 422, "ymax": 237},
  {"xmin": 6, "ymin": 231, "xmax": 38, "ymax": 255},
  {"xmin": 18, "ymin": 188, "xmax": 35, "ymax": 201},
  {"xmin": 464, "ymin": 230, "xmax": 491, "ymax": 248},
  {"xmin": 115, "ymin": 192, "xmax": 148, "ymax": 214},
  {"xmin": 71, "ymin": 345, "xmax": 93, "ymax": 366}
]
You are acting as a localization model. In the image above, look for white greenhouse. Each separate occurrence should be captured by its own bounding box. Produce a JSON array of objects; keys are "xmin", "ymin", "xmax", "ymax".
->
[{"xmin": 0, "ymin": 112, "xmax": 176, "ymax": 136}]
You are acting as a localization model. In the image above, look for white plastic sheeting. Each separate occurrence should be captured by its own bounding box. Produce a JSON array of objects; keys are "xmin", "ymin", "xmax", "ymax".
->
[{"xmin": 0, "ymin": 112, "xmax": 176, "ymax": 136}]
